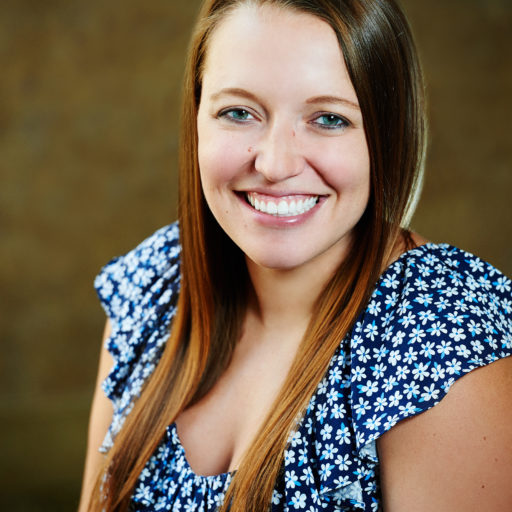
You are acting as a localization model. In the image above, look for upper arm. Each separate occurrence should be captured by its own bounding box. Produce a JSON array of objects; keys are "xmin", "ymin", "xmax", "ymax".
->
[
  {"xmin": 78, "ymin": 321, "xmax": 115, "ymax": 512},
  {"xmin": 378, "ymin": 356, "xmax": 512, "ymax": 512}
]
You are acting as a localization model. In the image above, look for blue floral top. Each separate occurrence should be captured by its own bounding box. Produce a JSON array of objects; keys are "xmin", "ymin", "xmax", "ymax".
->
[{"xmin": 94, "ymin": 223, "xmax": 512, "ymax": 511}]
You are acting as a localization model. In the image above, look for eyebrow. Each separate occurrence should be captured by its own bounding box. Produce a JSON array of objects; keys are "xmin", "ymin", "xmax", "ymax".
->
[
  {"xmin": 209, "ymin": 88, "xmax": 262, "ymax": 104},
  {"xmin": 305, "ymin": 95, "xmax": 360, "ymax": 111},
  {"xmin": 209, "ymin": 88, "xmax": 360, "ymax": 111}
]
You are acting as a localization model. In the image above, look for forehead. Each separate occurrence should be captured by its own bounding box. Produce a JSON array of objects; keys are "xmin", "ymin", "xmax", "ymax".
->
[{"xmin": 201, "ymin": 3, "xmax": 355, "ymax": 101}]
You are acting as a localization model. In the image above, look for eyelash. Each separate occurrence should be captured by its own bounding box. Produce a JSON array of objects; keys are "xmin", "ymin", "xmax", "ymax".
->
[
  {"xmin": 217, "ymin": 108, "xmax": 256, "ymax": 123},
  {"xmin": 217, "ymin": 108, "xmax": 350, "ymax": 131},
  {"xmin": 310, "ymin": 113, "xmax": 350, "ymax": 130}
]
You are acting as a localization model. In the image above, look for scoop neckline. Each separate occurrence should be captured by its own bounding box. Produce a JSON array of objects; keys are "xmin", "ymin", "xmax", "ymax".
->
[{"xmin": 167, "ymin": 423, "xmax": 235, "ymax": 480}]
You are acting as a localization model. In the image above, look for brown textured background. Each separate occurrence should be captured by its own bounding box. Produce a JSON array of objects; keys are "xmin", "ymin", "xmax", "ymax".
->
[{"xmin": 1, "ymin": 0, "xmax": 510, "ymax": 510}]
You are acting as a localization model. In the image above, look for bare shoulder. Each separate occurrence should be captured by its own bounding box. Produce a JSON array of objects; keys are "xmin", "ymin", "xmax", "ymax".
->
[
  {"xmin": 409, "ymin": 231, "xmax": 429, "ymax": 247},
  {"xmin": 378, "ymin": 356, "xmax": 512, "ymax": 512}
]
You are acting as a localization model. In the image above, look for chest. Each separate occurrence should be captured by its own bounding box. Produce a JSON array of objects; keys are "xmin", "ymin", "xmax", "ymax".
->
[
  {"xmin": 133, "ymin": 340, "xmax": 377, "ymax": 512},
  {"xmin": 174, "ymin": 331, "xmax": 300, "ymax": 476}
]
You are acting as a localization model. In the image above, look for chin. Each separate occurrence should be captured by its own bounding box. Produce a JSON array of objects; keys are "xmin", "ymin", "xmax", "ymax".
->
[{"xmin": 245, "ymin": 249, "xmax": 317, "ymax": 272}]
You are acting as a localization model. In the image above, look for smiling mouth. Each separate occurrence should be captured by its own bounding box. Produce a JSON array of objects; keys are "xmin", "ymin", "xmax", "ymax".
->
[{"xmin": 245, "ymin": 192, "xmax": 319, "ymax": 217}]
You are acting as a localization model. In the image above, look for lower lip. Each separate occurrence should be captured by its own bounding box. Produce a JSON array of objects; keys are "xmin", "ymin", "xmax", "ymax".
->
[{"xmin": 238, "ymin": 193, "xmax": 323, "ymax": 227}]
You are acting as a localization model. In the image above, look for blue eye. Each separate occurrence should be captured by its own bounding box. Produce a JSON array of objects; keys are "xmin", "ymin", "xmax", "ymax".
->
[
  {"xmin": 313, "ymin": 113, "xmax": 349, "ymax": 130},
  {"xmin": 219, "ymin": 108, "xmax": 254, "ymax": 122}
]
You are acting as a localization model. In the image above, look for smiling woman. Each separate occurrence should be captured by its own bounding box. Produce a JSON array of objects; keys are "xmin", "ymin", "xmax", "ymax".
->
[
  {"xmin": 197, "ymin": 3, "xmax": 369, "ymax": 271},
  {"xmin": 78, "ymin": 1, "xmax": 512, "ymax": 511}
]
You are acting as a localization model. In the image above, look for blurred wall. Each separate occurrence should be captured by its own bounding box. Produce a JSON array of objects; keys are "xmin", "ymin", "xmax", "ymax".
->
[{"xmin": 0, "ymin": 0, "xmax": 510, "ymax": 510}]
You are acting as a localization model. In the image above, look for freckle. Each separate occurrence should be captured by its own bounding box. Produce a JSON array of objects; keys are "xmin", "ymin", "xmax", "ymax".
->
[
  {"xmin": 494, "ymin": 458, "xmax": 499, "ymax": 462},
  {"xmin": 483, "ymin": 436, "xmax": 487, "ymax": 441},
  {"xmin": 481, "ymin": 485, "xmax": 485, "ymax": 489}
]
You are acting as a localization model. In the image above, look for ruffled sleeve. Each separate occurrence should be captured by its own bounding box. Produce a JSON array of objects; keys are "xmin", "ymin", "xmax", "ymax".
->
[
  {"xmin": 289, "ymin": 243, "xmax": 512, "ymax": 511},
  {"xmin": 350, "ymin": 243, "xmax": 512, "ymax": 454},
  {"xmin": 94, "ymin": 223, "xmax": 181, "ymax": 452}
]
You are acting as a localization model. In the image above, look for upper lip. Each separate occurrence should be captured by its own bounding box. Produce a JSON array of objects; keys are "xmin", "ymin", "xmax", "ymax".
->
[{"xmin": 239, "ymin": 189, "xmax": 324, "ymax": 197}]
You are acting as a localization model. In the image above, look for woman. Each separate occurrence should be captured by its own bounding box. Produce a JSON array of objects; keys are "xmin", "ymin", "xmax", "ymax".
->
[{"xmin": 79, "ymin": 0, "xmax": 512, "ymax": 510}]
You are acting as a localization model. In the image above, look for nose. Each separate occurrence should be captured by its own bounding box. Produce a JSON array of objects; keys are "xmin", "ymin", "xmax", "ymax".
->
[{"xmin": 253, "ymin": 121, "xmax": 304, "ymax": 182}]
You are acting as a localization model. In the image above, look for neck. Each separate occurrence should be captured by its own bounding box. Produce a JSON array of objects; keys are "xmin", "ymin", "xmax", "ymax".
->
[{"xmin": 244, "ymin": 249, "xmax": 346, "ymax": 334}]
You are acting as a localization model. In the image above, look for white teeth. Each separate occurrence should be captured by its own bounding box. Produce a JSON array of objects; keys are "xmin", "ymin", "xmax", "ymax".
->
[
  {"xmin": 277, "ymin": 200, "xmax": 288, "ymax": 215},
  {"xmin": 246, "ymin": 193, "xmax": 318, "ymax": 217}
]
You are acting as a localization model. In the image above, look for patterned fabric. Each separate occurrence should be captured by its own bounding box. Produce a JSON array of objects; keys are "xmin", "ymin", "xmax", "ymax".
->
[{"xmin": 95, "ymin": 223, "xmax": 512, "ymax": 511}]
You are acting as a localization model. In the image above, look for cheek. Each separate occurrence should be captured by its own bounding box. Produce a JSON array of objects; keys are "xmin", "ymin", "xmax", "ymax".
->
[
  {"xmin": 315, "ymin": 142, "xmax": 370, "ymax": 197},
  {"xmin": 198, "ymin": 131, "xmax": 250, "ymax": 190}
]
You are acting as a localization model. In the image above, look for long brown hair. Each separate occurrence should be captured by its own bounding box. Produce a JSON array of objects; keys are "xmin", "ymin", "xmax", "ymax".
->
[{"xmin": 90, "ymin": 0, "xmax": 426, "ymax": 510}]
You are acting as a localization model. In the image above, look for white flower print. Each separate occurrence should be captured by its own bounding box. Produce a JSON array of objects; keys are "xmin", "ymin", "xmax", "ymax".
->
[
  {"xmin": 403, "ymin": 347, "xmax": 418, "ymax": 364},
  {"xmin": 417, "ymin": 263, "xmax": 433, "ymax": 277},
  {"xmin": 383, "ymin": 414, "xmax": 400, "ymax": 430},
  {"xmin": 355, "ymin": 346, "xmax": 371, "ymax": 363},
  {"xmin": 384, "ymin": 291, "xmax": 399, "ymax": 309},
  {"xmin": 184, "ymin": 498, "xmax": 198, "ymax": 512},
  {"xmin": 315, "ymin": 403, "xmax": 329, "ymax": 424},
  {"xmin": 363, "ymin": 413, "xmax": 384, "ymax": 431},
  {"xmin": 320, "ymin": 424, "xmax": 333, "ymax": 441},
  {"xmin": 335, "ymin": 423, "xmax": 352, "ymax": 443},
  {"xmin": 479, "ymin": 275, "xmax": 492, "ymax": 290},
  {"xmin": 382, "ymin": 273, "xmax": 399, "ymax": 289},
  {"xmin": 409, "ymin": 326, "xmax": 426, "ymax": 344},
  {"xmin": 371, "ymin": 363, "xmax": 386, "ymax": 379},
  {"xmin": 395, "ymin": 365, "xmax": 410, "ymax": 381},
  {"xmin": 330, "ymin": 402, "xmax": 347, "ymax": 419},
  {"xmin": 95, "ymin": 227, "xmax": 512, "ymax": 511},
  {"xmin": 284, "ymin": 449, "xmax": 296, "ymax": 465},
  {"xmin": 364, "ymin": 321, "xmax": 379, "ymax": 341},
  {"xmin": 388, "ymin": 390, "xmax": 403, "ymax": 407},
  {"xmin": 300, "ymin": 466, "xmax": 315, "ymax": 486},
  {"xmin": 415, "ymin": 293, "xmax": 433, "ymax": 306},
  {"xmin": 449, "ymin": 327, "xmax": 466, "ymax": 342},
  {"xmin": 367, "ymin": 299, "xmax": 382, "ymax": 316},
  {"xmin": 420, "ymin": 341, "xmax": 436, "ymax": 359},
  {"xmin": 383, "ymin": 376, "xmax": 398, "ymax": 392},
  {"xmin": 502, "ymin": 298, "xmax": 512, "ymax": 315},
  {"xmin": 403, "ymin": 382, "xmax": 420, "ymax": 399},
  {"xmin": 373, "ymin": 344, "xmax": 390, "ymax": 362},
  {"xmin": 321, "ymin": 443, "xmax": 338, "ymax": 461},
  {"xmin": 289, "ymin": 491, "xmax": 307, "ymax": 509},
  {"xmin": 319, "ymin": 463, "xmax": 334, "ymax": 482},
  {"xmin": 468, "ymin": 257, "xmax": 484, "ymax": 273},
  {"xmin": 399, "ymin": 401, "xmax": 419, "ymax": 416},
  {"xmin": 388, "ymin": 349, "xmax": 402, "ymax": 366},
  {"xmin": 418, "ymin": 309, "xmax": 437, "ymax": 325},
  {"xmin": 399, "ymin": 311, "xmax": 416, "ymax": 328},
  {"xmin": 272, "ymin": 489, "xmax": 284, "ymax": 505},
  {"xmin": 359, "ymin": 379, "xmax": 379, "ymax": 397},
  {"xmin": 285, "ymin": 470, "xmax": 300, "ymax": 489},
  {"xmin": 391, "ymin": 330, "xmax": 406, "ymax": 347},
  {"xmin": 446, "ymin": 358, "xmax": 462, "ymax": 375},
  {"xmin": 435, "ymin": 296, "xmax": 449, "ymax": 311},
  {"xmin": 414, "ymin": 276, "xmax": 429, "ymax": 291},
  {"xmin": 420, "ymin": 383, "xmax": 440, "ymax": 402}
]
